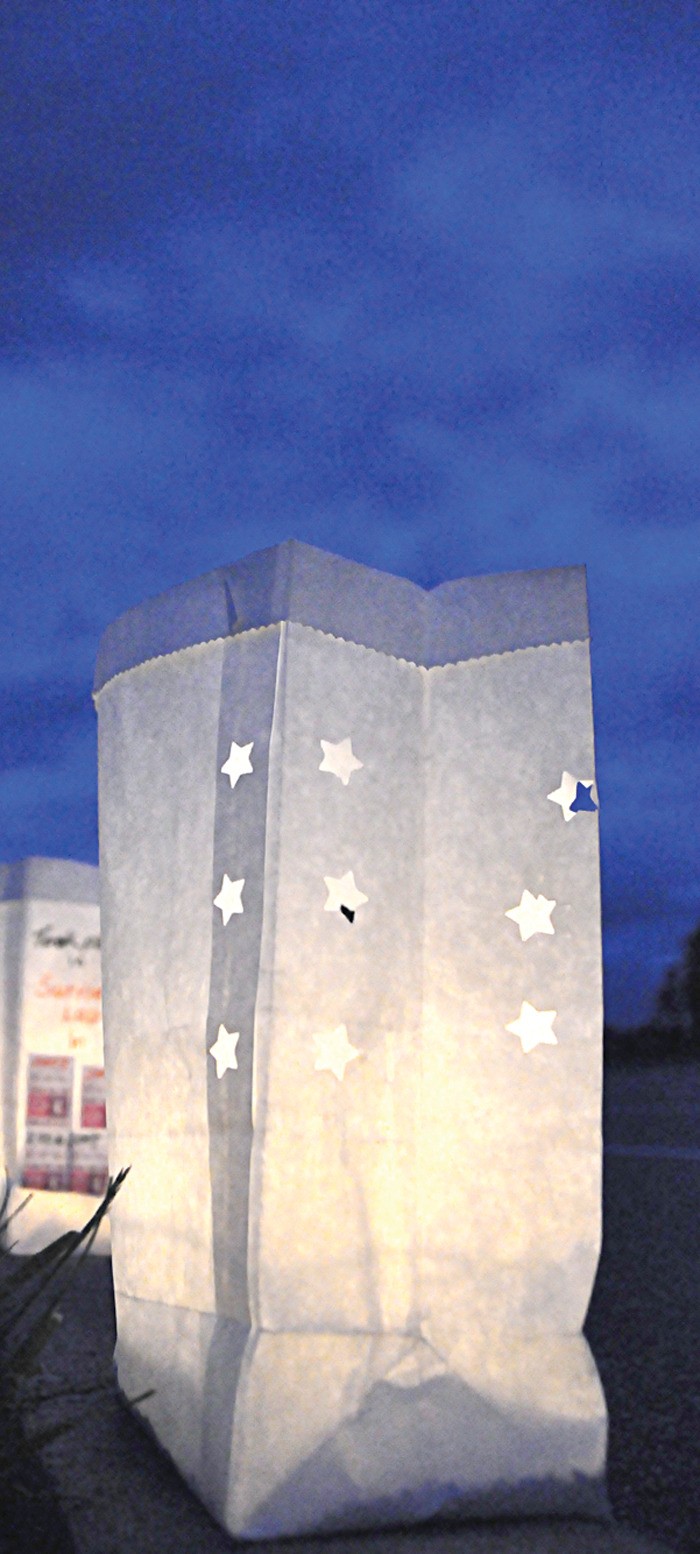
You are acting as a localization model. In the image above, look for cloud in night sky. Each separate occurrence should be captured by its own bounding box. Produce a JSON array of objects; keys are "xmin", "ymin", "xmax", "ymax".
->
[{"xmin": 0, "ymin": 0, "xmax": 698, "ymax": 1025}]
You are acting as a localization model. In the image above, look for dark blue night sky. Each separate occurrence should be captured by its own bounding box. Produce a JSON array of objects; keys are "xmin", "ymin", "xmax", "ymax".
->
[{"xmin": 1, "ymin": 2, "xmax": 698, "ymax": 1027}]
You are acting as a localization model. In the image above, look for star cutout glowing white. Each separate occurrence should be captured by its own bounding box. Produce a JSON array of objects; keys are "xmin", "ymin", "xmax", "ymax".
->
[
  {"xmin": 312, "ymin": 1023, "xmax": 362, "ymax": 1081},
  {"xmin": 506, "ymin": 1001, "xmax": 558, "ymax": 1054},
  {"xmin": 221, "ymin": 740, "xmax": 254, "ymax": 789},
  {"xmin": 209, "ymin": 1024, "xmax": 241, "ymax": 1078},
  {"xmin": 547, "ymin": 770, "xmax": 596, "ymax": 821},
  {"xmin": 323, "ymin": 870, "xmax": 369, "ymax": 914},
  {"xmin": 319, "ymin": 737, "xmax": 363, "ymax": 785},
  {"xmin": 213, "ymin": 874, "xmax": 245, "ymax": 924},
  {"xmin": 505, "ymin": 890, "xmax": 556, "ymax": 941}
]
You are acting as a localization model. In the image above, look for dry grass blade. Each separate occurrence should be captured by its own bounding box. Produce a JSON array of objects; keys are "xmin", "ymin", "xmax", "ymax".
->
[
  {"xmin": 0, "ymin": 1167, "xmax": 130, "ymax": 1350},
  {"xmin": 0, "ymin": 1166, "xmax": 142, "ymax": 1461}
]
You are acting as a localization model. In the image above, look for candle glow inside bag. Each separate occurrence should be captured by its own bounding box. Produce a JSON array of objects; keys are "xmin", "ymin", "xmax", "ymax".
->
[{"xmin": 94, "ymin": 540, "xmax": 607, "ymax": 1539}]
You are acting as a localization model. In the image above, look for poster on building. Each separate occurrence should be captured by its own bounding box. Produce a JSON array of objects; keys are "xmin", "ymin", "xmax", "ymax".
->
[
  {"xmin": 21, "ymin": 1128, "xmax": 71, "ymax": 1192},
  {"xmin": 25, "ymin": 1054, "xmax": 74, "ymax": 1123},
  {"xmin": 69, "ymin": 1132, "xmax": 109, "ymax": 1197},
  {"xmin": 80, "ymin": 1064, "xmax": 107, "ymax": 1129}
]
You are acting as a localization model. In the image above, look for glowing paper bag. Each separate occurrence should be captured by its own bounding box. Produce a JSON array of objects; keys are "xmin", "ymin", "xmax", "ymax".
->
[
  {"xmin": 0, "ymin": 856, "xmax": 109, "ymax": 1254},
  {"xmin": 94, "ymin": 540, "xmax": 608, "ymax": 1539}
]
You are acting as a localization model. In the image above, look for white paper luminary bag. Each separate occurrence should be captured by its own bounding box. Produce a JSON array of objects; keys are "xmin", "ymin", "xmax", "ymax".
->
[
  {"xmin": 94, "ymin": 540, "xmax": 608, "ymax": 1539},
  {"xmin": 0, "ymin": 856, "xmax": 109, "ymax": 1254}
]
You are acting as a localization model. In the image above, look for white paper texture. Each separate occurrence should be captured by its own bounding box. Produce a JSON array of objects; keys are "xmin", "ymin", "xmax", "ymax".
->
[{"xmin": 96, "ymin": 567, "xmax": 607, "ymax": 1538}]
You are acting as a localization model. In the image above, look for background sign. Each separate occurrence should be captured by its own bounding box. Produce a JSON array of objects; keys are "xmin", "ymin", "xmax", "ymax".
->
[{"xmin": 17, "ymin": 900, "xmax": 108, "ymax": 1195}]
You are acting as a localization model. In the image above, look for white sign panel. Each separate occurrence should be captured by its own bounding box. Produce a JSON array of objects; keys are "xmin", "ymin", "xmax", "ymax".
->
[{"xmin": 16, "ymin": 898, "xmax": 107, "ymax": 1195}]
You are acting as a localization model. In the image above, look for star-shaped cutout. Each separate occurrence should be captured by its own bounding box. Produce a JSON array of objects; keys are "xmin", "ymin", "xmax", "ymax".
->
[
  {"xmin": 547, "ymin": 770, "xmax": 597, "ymax": 821},
  {"xmin": 312, "ymin": 1023, "xmax": 362, "ymax": 1081},
  {"xmin": 221, "ymin": 740, "xmax": 254, "ymax": 789},
  {"xmin": 505, "ymin": 889, "xmax": 556, "ymax": 941},
  {"xmin": 213, "ymin": 874, "xmax": 245, "ymax": 924},
  {"xmin": 209, "ymin": 1024, "xmax": 241, "ymax": 1078},
  {"xmin": 319, "ymin": 737, "xmax": 363, "ymax": 786},
  {"xmin": 506, "ymin": 1001, "xmax": 558, "ymax": 1054},
  {"xmin": 323, "ymin": 869, "xmax": 369, "ymax": 914}
]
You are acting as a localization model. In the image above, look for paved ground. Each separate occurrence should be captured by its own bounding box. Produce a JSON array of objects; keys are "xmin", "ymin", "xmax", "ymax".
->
[{"xmin": 5, "ymin": 1062, "xmax": 700, "ymax": 1554}]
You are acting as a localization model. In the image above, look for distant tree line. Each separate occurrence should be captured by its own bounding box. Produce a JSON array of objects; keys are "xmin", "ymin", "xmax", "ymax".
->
[{"xmin": 605, "ymin": 920, "xmax": 700, "ymax": 1065}]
